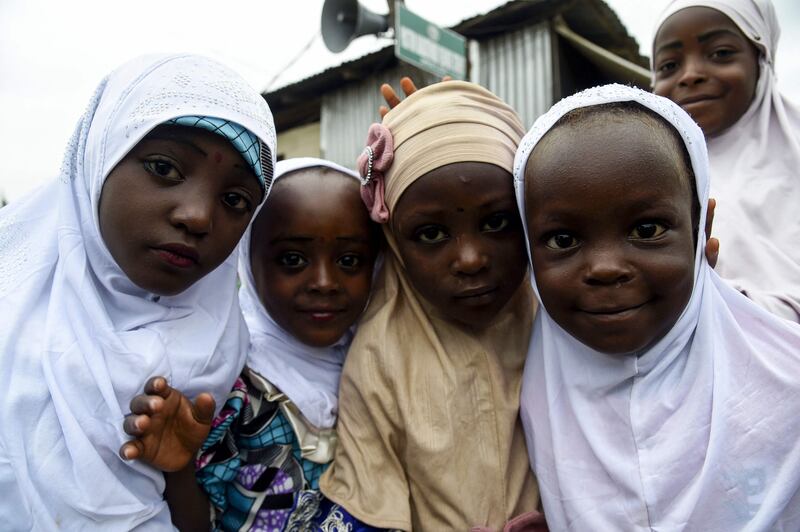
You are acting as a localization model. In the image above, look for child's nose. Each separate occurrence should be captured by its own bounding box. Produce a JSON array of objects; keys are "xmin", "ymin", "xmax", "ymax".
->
[
  {"xmin": 308, "ymin": 262, "xmax": 339, "ymax": 293},
  {"xmin": 677, "ymin": 55, "xmax": 708, "ymax": 87},
  {"xmin": 451, "ymin": 238, "xmax": 489, "ymax": 276},
  {"xmin": 583, "ymin": 247, "xmax": 633, "ymax": 286},
  {"xmin": 170, "ymin": 191, "xmax": 214, "ymax": 236}
]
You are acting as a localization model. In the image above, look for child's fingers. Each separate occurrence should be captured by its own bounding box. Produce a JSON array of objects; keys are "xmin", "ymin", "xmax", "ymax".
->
[
  {"xmin": 123, "ymin": 414, "xmax": 151, "ymax": 436},
  {"xmin": 129, "ymin": 394, "xmax": 164, "ymax": 416},
  {"xmin": 705, "ymin": 198, "xmax": 716, "ymax": 239},
  {"xmin": 380, "ymin": 83, "xmax": 401, "ymax": 109},
  {"xmin": 119, "ymin": 440, "xmax": 144, "ymax": 461},
  {"xmin": 706, "ymin": 237, "xmax": 720, "ymax": 269},
  {"xmin": 379, "ymin": 105, "xmax": 389, "ymax": 118},
  {"xmin": 143, "ymin": 376, "xmax": 169, "ymax": 398},
  {"xmin": 192, "ymin": 393, "xmax": 217, "ymax": 425},
  {"xmin": 400, "ymin": 76, "xmax": 417, "ymax": 97}
]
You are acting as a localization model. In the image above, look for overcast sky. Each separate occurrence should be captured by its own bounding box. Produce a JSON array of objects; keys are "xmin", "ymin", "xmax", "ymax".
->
[{"xmin": 1, "ymin": 0, "xmax": 798, "ymax": 202}]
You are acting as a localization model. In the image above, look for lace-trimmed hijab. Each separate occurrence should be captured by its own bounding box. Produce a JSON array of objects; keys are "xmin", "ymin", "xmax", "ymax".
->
[
  {"xmin": 0, "ymin": 54, "xmax": 276, "ymax": 529},
  {"xmin": 237, "ymin": 157, "xmax": 362, "ymax": 432},
  {"xmin": 514, "ymin": 84, "xmax": 800, "ymax": 531}
]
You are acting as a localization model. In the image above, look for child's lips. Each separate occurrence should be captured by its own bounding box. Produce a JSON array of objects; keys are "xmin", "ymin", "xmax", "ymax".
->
[
  {"xmin": 679, "ymin": 94, "xmax": 721, "ymax": 113},
  {"xmin": 300, "ymin": 308, "xmax": 345, "ymax": 322},
  {"xmin": 580, "ymin": 301, "xmax": 648, "ymax": 321},
  {"xmin": 454, "ymin": 286, "xmax": 498, "ymax": 307},
  {"xmin": 678, "ymin": 93, "xmax": 720, "ymax": 106},
  {"xmin": 152, "ymin": 243, "xmax": 199, "ymax": 268}
]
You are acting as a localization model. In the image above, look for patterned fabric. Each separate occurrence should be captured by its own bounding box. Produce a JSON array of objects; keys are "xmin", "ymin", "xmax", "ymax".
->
[
  {"xmin": 168, "ymin": 116, "xmax": 273, "ymax": 193},
  {"xmin": 196, "ymin": 373, "xmax": 386, "ymax": 532}
]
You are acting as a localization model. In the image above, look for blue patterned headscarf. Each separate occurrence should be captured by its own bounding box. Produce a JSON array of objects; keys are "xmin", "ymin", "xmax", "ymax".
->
[{"xmin": 169, "ymin": 115, "xmax": 273, "ymax": 194}]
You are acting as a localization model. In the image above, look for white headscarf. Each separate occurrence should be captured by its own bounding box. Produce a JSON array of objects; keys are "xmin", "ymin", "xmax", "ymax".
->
[
  {"xmin": 237, "ymin": 157, "xmax": 361, "ymax": 430},
  {"xmin": 0, "ymin": 54, "xmax": 276, "ymax": 530},
  {"xmin": 514, "ymin": 84, "xmax": 800, "ymax": 531},
  {"xmin": 653, "ymin": 0, "xmax": 800, "ymax": 322}
]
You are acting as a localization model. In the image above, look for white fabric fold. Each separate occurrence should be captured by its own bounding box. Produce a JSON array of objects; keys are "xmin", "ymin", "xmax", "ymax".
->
[
  {"xmin": 513, "ymin": 84, "xmax": 800, "ymax": 531},
  {"xmin": 653, "ymin": 0, "xmax": 800, "ymax": 322},
  {"xmin": 237, "ymin": 157, "xmax": 361, "ymax": 430},
  {"xmin": 0, "ymin": 54, "xmax": 276, "ymax": 530}
]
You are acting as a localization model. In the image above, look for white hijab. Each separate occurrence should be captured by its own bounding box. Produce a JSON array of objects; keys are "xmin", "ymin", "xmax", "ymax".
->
[
  {"xmin": 238, "ymin": 157, "xmax": 361, "ymax": 430},
  {"xmin": 0, "ymin": 54, "xmax": 276, "ymax": 530},
  {"xmin": 653, "ymin": 0, "xmax": 800, "ymax": 322},
  {"xmin": 514, "ymin": 84, "xmax": 800, "ymax": 531}
]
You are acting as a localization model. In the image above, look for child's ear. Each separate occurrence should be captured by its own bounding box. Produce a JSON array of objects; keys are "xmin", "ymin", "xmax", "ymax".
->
[{"xmin": 704, "ymin": 198, "xmax": 719, "ymax": 269}]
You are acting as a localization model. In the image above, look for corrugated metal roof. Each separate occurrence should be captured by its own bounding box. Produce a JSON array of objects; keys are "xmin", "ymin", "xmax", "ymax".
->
[
  {"xmin": 318, "ymin": 21, "xmax": 554, "ymax": 169},
  {"xmin": 267, "ymin": 1, "xmax": 514, "ymax": 94},
  {"xmin": 475, "ymin": 21, "xmax": 553, "ymax": 128},
  {"xmin": 265, "ymin": 0, "xmax": 647, "ymax": 132},
  {"xmin": 320, "ymin": 62, "xmax": 439, "ymax": 166}
]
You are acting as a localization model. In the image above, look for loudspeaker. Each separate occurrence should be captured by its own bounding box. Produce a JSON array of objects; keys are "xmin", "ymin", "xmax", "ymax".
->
[{"xmin": 321, "ymin": 0, "xmax": 390, "ymax": 53}]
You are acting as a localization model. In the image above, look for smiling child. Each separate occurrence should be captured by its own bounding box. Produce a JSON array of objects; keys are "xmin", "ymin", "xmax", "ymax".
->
[
  {"xmin": 515, "ymin": 84, "xmax": 800, "ymax": 530},
  {"xmin": 0, "ymin": 54, "xmax": 276, "ymax": 529},
  {"xmin": 652, "ymin": 0, "xmax": 800, "ymax": 322},
  {"xmin": 120, "ymin": 158, "xmax": 382, "ymax": 531},
  {"xmin": 319, "ymin": 81, "xmax": 542, "ymax": 531}
]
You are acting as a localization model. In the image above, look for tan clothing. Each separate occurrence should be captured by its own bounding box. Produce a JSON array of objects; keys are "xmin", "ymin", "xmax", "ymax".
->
[
  {"xmin": 320, "ymin": 261, "xmax": 539, "ymax": 530},
  {"xmin": 320, "ymin": 81, "xmax": 539, "ymax": 530}
]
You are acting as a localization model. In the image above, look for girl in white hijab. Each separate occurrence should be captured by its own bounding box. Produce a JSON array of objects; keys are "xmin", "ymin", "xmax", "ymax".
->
[
  {"xmin": 194, "ymin": 158, "xmax": 380, "ymax": 530},
  {"xmin": 0, "ymin": 54, "xmax": 276, "ymax": 530},
  {"xmin": 514, "ymin": 84, "xmax": 800, "ymax": 530},
  {"xmin": 652, "ymin": 0, "xmax": 800, "ymax": 322}
]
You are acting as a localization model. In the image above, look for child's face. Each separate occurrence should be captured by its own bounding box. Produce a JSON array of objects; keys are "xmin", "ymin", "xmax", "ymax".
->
[
  {"xmin": 99, "ymin": 125, "xmax": 262, "ymax": 296},
  {"xmin": 392, "ymin": 162, "xmax": 527, "ymax": 330},
  {"xmin": 250, "ymin": 169, "xmax": 377, "ymax": 347},
  {"xmin": 653, "ymin": 6, "xmax": 759, "ymax": 138},
  {"xmin": 524, "ymin": 118, "xmax": 696, "ymax": 355}
]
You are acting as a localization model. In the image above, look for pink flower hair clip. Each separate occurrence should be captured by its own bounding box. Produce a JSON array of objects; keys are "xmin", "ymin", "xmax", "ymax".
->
[{"xmin": 357, "ymin": 123, "xmax": 394, "ymax": 224}]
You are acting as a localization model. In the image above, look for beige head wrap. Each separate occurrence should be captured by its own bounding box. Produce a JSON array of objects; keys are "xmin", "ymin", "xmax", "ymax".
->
[
  {"xmin": 321, "ymin": 81, "xmax": 540, "ymax": 530},
  {"xmin": 359, "ymin": 81, "xmax": 523, "ymax": 226}
]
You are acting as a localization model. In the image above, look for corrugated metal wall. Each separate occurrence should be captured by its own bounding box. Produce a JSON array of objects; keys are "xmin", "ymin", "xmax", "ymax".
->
[
  {"xmin": 319, "ymin": 22, "xmax": 553, "ymax": 167},
  {"xmin": 474, "ymin": 21, "xmax": 553, "ymax": 129},
  {"xmin": 320, "ymin": 63, "xmax": 438, "ymax": 168}
]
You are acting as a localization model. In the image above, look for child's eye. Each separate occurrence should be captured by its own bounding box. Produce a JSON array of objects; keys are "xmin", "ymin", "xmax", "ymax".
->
[
  {"xmin": 545, "ymin": 233, "xmax": 579, "ymax": 250},
  {"xmin": 414, "ymin": 225, "xmax": 448, "ymax": 244},
  {"xmin": 657, "ymin": 60, "xmax": 678, "ymax": 75},
  {"xmin": 630, "ymin": 222, "xmax": 668, "ymax": 240},
  {"xmin": 278, "ymin": 252, "xmax": 308, "ymax": 269},
  {"xmin": 221, "ymin": 192, "xmax": 252, "ymax": 213},
  {"xmin": 481, "ymin": 213, "xmax": 510, "ymax": 233},
  {"xmin": 143, "ymin": 159, "xmax": 182, "ymax": 181},
  {"xmin": 710, "ymin": 48, "xmax": 735, "ymax": 60},
  {"xmin": 337, "ymin": 254, "xmax": 362, "ymax": 270}
]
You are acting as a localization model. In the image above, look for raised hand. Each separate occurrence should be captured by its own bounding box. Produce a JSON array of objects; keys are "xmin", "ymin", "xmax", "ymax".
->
[
  {"xmin": 378, "ymin": 76, "xmax": 452, "ymax": 118},
  {"xmin": 119, "ymin": 376, "xmax": 215, "ymax": 472}
]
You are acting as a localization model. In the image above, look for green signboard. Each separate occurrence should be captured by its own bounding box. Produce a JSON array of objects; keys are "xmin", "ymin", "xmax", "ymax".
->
[{"xmin": 394, "ymin": 2, "xmax": 468, "ymax": 80}]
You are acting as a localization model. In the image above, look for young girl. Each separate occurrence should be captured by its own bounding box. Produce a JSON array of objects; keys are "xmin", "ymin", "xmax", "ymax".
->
[
  {"xmin": 514, "ymin": 84, "xmax": 800, "ymax": 530},
  {"xmin": 120, "ymin": 158, "xmax": 382, "ymax": 531},
  {"xmin": 319, "ymin": 81, "xmax": 543, "ymax": 530},
  {"xmin": 652, "ymin": 0, "xmax": 800, "ymax": 322},
  {"xmin": 0, "ymin": 54, "xmax": 276, "ymax": 529}
]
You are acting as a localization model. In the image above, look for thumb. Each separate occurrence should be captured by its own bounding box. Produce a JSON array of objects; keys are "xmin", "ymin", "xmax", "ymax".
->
[{"xmin": 192, "ymin": 393, "xmax": 216, "ymax": 425}]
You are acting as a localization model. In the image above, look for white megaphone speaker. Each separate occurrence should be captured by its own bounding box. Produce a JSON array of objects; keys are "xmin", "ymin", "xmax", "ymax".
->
[{"xmin": 321, "ymin": 0, "xmax": 390, "ymax": 53}]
